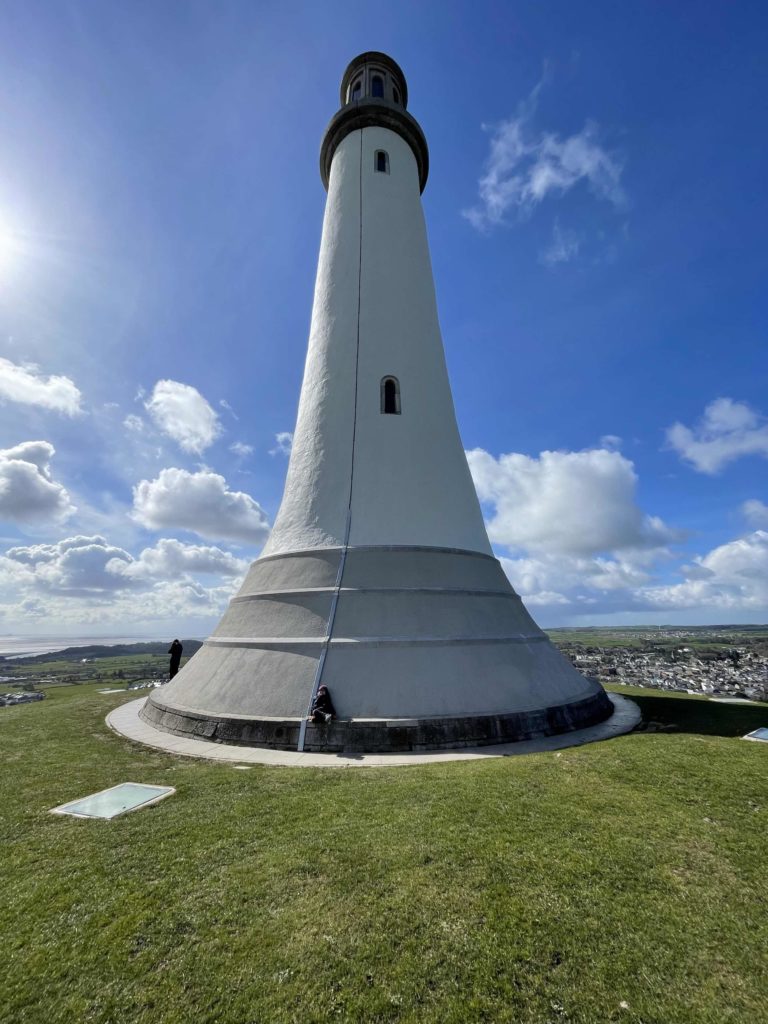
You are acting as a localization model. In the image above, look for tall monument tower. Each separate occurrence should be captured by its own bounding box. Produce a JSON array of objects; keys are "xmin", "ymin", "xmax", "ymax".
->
[{"xmin": 142, "ymin": 53, "xmax": 614, "ymax": 751}]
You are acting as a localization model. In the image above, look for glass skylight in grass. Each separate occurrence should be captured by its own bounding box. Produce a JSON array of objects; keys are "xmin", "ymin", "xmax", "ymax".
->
[
  {"xmin": 744, "ymin": 727, "xmax": 768, "ymax": 743},
  {"xmin": 51, "ymin": 783, "xmax": 175, "ymax": 819}
]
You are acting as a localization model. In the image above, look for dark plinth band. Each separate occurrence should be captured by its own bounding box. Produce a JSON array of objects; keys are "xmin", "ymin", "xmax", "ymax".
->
[
  {"xmin": 140, "ymin": 689, "xmax": 613, "ymax": 754},
  {"xmin": 320, "ymin": 99, "xmax": 429, "ymax": 193}
]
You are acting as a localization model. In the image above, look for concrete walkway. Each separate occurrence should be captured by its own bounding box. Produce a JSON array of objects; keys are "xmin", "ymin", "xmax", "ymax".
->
[{"xmin": 106, "ymin": 693, "xmax": 641, "ymax": 768}]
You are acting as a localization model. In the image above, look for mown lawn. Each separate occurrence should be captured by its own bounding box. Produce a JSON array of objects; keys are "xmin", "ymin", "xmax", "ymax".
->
[{"xmin": 1, "ymin": 684, "xmax": 767, "ymax": 1024}]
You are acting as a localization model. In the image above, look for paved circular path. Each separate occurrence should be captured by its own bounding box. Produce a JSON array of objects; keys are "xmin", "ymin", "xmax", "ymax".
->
[{"xmin": 106, "ymin": 693, "xmax": 641, "ymax": 768}]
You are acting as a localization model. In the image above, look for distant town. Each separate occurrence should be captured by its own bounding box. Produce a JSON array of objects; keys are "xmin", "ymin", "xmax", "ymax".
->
[{"xmin": 548, "ymin": 625, "xmax": 768, "ymax": 703}]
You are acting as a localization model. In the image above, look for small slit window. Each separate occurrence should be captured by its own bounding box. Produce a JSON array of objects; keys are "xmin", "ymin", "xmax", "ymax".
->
[
  {"xmin": 371, "ymin": 75, "xmax": 384, "ymax": 98},
  {"xmin": 351, "ymin": 78, "xmax": 362, "ymax": 101},
  {"xmin": 381, "ymin": 376, "xmax": 401, "ymax": 415},
  {"xmin": 393, "ymin": 86, "xmax": 400, "ymax": 104},
  {"xmin": 375, "ymin": 150, "xmax": 389, "ymax": 174}
]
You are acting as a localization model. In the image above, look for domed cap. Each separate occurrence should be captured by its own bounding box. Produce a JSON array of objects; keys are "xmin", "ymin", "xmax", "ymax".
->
[
  {"xmin": 340, "ymin": 51, "xmax": 408, "ymax": 108},
  {"xmin": 320, "ymin": 51, "xmax": 429, "ymax": 193}
]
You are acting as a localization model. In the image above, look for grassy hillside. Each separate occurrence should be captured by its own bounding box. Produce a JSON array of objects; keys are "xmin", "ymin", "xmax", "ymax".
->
[
  {"xmin": 2, "ymin": 684, "xmax": 767, "ymax": 1024},
  {"xmin": 2, "ymin": 649, "xmax": 199, "ymax": 688},
  {"xmin": 0, "ymin": 640, "xmax": 204, "ymax": 665}
]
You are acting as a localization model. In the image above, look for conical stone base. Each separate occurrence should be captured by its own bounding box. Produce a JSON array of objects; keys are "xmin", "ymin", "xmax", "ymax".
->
[{"xmin": 141, "ymin": 545, "xmax": 613, "ymax": 752}]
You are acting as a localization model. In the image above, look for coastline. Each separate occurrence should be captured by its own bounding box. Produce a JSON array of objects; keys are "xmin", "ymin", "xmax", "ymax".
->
[{"xmin": 0, "ymin": 635, "xmax": 180, "ymax": 659}]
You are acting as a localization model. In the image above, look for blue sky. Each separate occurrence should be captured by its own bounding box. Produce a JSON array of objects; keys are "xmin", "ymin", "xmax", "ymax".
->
[{"xmin": 0, "ymin": 0, "xmax": 766, "ymax": 637}]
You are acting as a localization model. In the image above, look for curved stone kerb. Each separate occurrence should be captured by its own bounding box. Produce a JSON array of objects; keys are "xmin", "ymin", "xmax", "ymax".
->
[{"xmin": 320, "ymin": 99, "xmax": 429, "ymax": 193}]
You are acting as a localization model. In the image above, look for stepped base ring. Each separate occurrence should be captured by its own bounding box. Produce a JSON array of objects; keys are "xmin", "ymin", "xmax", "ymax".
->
[{"xmin": 140, "ymin": 689, "xmax": 614, "ymax": 753}]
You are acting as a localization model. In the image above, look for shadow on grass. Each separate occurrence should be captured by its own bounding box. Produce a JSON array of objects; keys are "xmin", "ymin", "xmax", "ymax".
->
[{"xmin": 627, "ymin": 693, "xmax": 768, "ymax": 738}]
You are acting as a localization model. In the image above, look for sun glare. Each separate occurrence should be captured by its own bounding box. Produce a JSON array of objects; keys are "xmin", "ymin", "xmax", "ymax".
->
[
  {"xmin": 0, "ymin": 220, "xmax": 21, "ymax": 275},
  {"xmin": 0, "ymin": 211, "xmax": 33, "ymax": 280}
]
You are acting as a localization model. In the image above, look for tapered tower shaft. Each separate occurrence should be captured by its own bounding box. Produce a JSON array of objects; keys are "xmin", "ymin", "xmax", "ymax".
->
[{"xmin": 264, "ymin": 55, "xmax": 489, "ymax": 557}]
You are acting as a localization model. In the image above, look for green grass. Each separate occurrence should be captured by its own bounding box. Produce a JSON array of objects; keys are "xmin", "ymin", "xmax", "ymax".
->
[{"xmin": 2, "ymin": 685, "xmax": 767, "ymax": 1024}]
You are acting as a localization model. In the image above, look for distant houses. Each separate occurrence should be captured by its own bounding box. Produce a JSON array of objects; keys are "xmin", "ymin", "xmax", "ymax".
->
[
  {"xmin": 556, "ymin": 638, "xmax": 768, "ymax": 702},
  {"xmin": 0, "ymin": 691, "xmax": 45, "ymax": 708}
]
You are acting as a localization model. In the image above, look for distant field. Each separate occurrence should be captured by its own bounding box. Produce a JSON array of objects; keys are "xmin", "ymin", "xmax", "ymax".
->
[
  {"xmin": 547, "ymin": 631, "xmax": 647, "ymax": 648},
  {"xmin": 3, "ymin": 653, "xmax": 191, "ymax": 687},
  {"xmin": 7, "ymin": 653, "xmax": 168, "ymax": 675},
  {"xmin": 546, "ymin": 627, "xmax": 768, "ymax": 650},
  {"xmin": 2, "ymin": 682, "xmax": 767, "ymax": 1023},
  {"xmin": 0, "ymin": 641, "xmax": 204, "ymax": 690}
]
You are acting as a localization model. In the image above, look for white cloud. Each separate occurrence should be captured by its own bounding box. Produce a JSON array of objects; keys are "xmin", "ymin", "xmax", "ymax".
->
[
  {"xmin": 132, "ymin": 467, "xmax": 270, "ymax": 545},
  {"xmin": 269, "ymin": 432, "xmax": 293, "ymax": 457},
  {"xmin": 599, "ymin": 434, "xmax": 622, "ymax": 450},
  {"xmin": 499, "ymin": 551, "xmax": 652, "ymax": 611},
  {"xmin": 743, "ymin": 499, "xmax": 768, "ymax": 527},
  {"xmin": 694, "ymin": 530, "xmax": 768, "ymax": 581},
  {"xmin": 0, "ymin": 532, "xmax": 246, "ymax": 631},
  {"xmin": 109, "ymin": 538, "xmax": 248, "ymax": 581},
  {"xmin": 644, "ymin": 531, "xmax": 768, "ymax": 610},
  {"xmin": 230, "ymin": 441, "xmax": 254, "ymax": 458},
  {"xmin": 540, "ymin": 219, "xmax": 580, "ymax": 266},
  {"xmin": 219, "ymin": 399, "xmax": 239, "ymax": 421},
  {"xmin": 493, "ymin": 517, "xmax": 768, "ymax": 618},
  {"xmin": 463, "ymin": 82, "xmax": 624, "ymax": 231},
  {"xmin": 0, "ymin": 441, "xmax": 75, "ymax": 523},
  {"xmin": 467, "ymin": 447, "xmax": 678, "ymax": 556},
  {"xmin": 19, "ymin": 597, "xmax": 47, "ymax": 618},
  {"xmin": 0, "ymin": 567, "xmax": 237, "ymax": 631},
  {"xmin": 101, "ymin": 576, "xmax": 239, "ymax": 628},
  {"xmin": 0, "ymin": 552, "xmax": 37, "ymax": 589},
  {"xmin": 144, "ymin": 380, "xmax": 222, "ymax": 454},
  {"xmin": 6, "ymin": 535, "xmax": 133, "ymax": 593},
  {"xmin": 0, "ymin": 357, "xmax": 82, "ymax": 415},
  {"xmin": 666, "ymin": 397, "xmax": 768, "ymax": 474},
  {"xmin": 125, "ymin": 578, "xmax": 235, "ymax": 619},
  {"xmin": 123, "ymin": 413, "xmax": 144, "ymax": 432}
]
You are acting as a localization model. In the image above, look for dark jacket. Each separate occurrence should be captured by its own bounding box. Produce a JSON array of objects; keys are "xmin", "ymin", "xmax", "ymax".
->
[{"xmin": 311, "ymin": 689, "xmax": 336, "ymax": 717}]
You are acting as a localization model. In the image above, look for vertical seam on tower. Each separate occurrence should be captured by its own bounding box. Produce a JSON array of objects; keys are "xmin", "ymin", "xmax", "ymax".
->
[
  {"xmin": 345, "ymin": 125, "xmax": 364, "ymax": 554},
  {"xmin": 297, "ymin": 128, "xmax": 364, "ymax": 752}
]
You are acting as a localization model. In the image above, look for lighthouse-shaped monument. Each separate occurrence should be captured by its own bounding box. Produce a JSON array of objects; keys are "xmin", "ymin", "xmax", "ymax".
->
[{"xmin": 142, "ymin": 52, "xmax": 614, "ymax": 752}]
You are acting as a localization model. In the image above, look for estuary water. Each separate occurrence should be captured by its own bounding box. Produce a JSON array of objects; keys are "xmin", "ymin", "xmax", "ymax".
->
[{"xmin": 0, "ymin": 635, "xmax": 169, "ymax": 659}]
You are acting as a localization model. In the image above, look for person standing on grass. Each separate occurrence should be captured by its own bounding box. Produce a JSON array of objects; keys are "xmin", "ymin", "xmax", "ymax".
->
[{"xmin": 168, "ymin": 639, "xmax": 183, "ymax": 679}]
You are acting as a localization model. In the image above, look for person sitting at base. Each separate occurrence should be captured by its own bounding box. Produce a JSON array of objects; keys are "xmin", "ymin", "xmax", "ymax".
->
[{"xmin": 309, "ymin": 685, "xmax": 336, "ymax": 724}]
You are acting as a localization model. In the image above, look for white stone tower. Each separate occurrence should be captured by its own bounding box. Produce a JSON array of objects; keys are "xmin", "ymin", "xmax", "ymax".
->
[{"xmin": 142, "ymin": 52, "xmax": 613, "ymax": 751}]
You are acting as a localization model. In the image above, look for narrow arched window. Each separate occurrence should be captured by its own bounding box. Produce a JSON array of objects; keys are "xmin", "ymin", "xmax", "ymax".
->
[
  {"xmin": 351, "ymin": 78, "xmax": 362, "ymax": 101},
  {"xmin": 381, "ymin": 376, "xmax": 401, "ymax": 414},
  {"xmin": 393, "ymin": 86, "xmax": 400, "ymax": 105},
  {"xmin": 375, "ymin": 150, "xmax": 389, "ymax": 174},
  {"xmin": 371, "ymin": 75, "xmax": 384, "ymax": 98}
]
